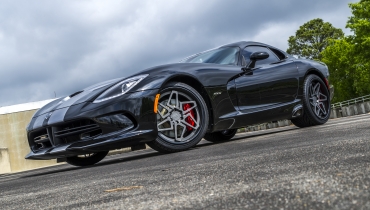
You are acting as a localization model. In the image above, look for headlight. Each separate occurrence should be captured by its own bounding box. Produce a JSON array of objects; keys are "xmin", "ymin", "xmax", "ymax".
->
[{"xmin": 93, "ymin": 74, "xmax": 148, "ymax": 103}]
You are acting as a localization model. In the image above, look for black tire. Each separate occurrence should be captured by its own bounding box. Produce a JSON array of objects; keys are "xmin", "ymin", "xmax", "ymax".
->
[
  {"xmin": 292, "ymin": 74, "xmax": 331, "ymax": 128},
  {"xmin": 66, "ymin": 151, "xmax": 108, "ymax": 167},
  {"xmin": 148, "ymin": 82, "xmax": 209, "ymax": 153},
  {"xmin": 204, "ymin": 129, "xmax": 237, "ymax": 143}
]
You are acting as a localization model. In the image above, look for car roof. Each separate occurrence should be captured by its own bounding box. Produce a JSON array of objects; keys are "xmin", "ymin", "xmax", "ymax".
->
[
  {"xmin": 220, "ymin": 41, "xmax": 273, "ymax": 49},
  {"xmin": 221, "ymin": 41, "xmax": 289, "ymax": 58}
]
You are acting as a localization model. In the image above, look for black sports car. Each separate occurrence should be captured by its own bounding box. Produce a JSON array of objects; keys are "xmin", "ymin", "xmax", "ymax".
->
[{"xmin": 25, "ymin": 41, "xmax": 334, "ymax": 166}]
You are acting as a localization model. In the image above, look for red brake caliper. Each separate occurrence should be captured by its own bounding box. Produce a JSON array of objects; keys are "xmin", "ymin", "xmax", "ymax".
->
[{"xmin": 183, "ymin": 103, "xmax": 195, "ymax": 131}]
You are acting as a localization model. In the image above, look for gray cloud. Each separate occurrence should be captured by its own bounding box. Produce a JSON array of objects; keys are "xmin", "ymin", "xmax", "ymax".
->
[{"xmin": 0, "ymin": 0, "xmax": 355, "ymax": 106}]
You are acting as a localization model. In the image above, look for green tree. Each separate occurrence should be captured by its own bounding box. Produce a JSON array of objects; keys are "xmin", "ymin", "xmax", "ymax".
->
[
  {"xmin": 346, "ymin": 0, "xmax": 370, "ymax": 97},
  {"xmin": 287, "ymin": 18, "xmax": 344, "ymax": 60},
  {"xmin": 321, "ymin": 39, "xmax": 356, "ymax": 102},
  {"xmin": 321, "ymin": 0, "xmax": 370, "ymax": 102},
  {"xmin": 347, "ymin": 0, "xmax": 370, "ymax": 58}
]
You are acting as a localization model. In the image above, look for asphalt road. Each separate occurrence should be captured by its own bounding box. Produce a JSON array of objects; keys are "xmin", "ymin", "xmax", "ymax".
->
[{"xmin": 0, "ymin": 114, "xmax": 369, "ymax": 209}]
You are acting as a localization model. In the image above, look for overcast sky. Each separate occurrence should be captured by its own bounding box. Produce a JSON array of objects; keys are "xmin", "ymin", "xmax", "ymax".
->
[{"xmin": 0, "ymin": 0, "xmax": 355, "ymax": 107}]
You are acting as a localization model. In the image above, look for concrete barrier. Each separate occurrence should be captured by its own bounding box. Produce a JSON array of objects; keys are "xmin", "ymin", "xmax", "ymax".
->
[
  {"xmin": 352, "ymin": 104, "xmax": 359, "ymax": 115},
  {"xmin": 0, "ymin": 148, "xmax": 11, "ymax": 174},
  {"xmin": 278, "ymin": 121, "xmax": 285, "ymax": 127},
  {"xmin": 330, "ymin": 109, "xmax": 336, "ymax": 119},
  {"xmin": 331, "ymin": 101, "xmax": 370, "ymax": 119},
  {"xmin": 364, "ymin": 101, "xmax": 370, "ymax": 113},
  {"xmin": 337, "ymin": 108, "xmax": 343, "ymax": 118},
  {"xmin": 358, "ymin": 103, "xmax": 366, "ymax": 115},
  {"xmin": 0, "ymin": 100, "xmax": 58, "ymax": 174},
  {"xmin": 348, "ymin": 105, "xmax": 354, "ymax": 115},
  {"xmin": 341, "ymin": 106, "xmax": 349, "ymax": 117},
  {"xmin": 0, "ymin": 109, "xmax": 57, "ymax": 174}
]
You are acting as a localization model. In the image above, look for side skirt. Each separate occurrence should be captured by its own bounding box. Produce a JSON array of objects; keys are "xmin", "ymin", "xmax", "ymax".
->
[{"xmin": 214, "ymin": 99, "xmax": 302, "ymax": 131}]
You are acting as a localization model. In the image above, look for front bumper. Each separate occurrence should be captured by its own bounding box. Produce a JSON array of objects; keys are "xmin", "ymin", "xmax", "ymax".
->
[
  {"xmin": 25, "ymin": 128, "xmax": 154, "ymax": 160},
  {"xmin": 25, "ymin": 89, "xmax": 158, "ymax": 160}
]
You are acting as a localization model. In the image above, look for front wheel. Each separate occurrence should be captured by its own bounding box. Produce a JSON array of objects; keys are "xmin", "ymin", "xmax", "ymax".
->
[
  {"xmin": 291, "ymin": 74, "xmax": 331, "ymax": 128},
  {"xmin": 148, "ymin": 82, "xmax": 209, "ymax": 153},
  {"xmin": 66, "ymin": 151, "xmax": 108, "ymax": 167},
  {"xmin": 204, "ymin": 129, "xmax": 237, "ymax": 143}
]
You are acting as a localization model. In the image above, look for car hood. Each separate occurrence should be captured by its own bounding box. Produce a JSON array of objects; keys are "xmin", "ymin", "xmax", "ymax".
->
[
  {"xmin": 33, "ymin": 77, "xmax": 124, "ymax": 118},
  {"xmin": 33, "ymin": 62, "xmax": 243, "ymax": 118}
]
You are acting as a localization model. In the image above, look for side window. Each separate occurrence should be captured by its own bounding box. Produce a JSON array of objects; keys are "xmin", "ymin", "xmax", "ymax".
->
[
  {"xmin": 269, "ymin": 48, "xmax": 287, "ymax": 60},
  {"xmin": 242, "ymin": 46, "xmax": 279, "ymax": 66}
]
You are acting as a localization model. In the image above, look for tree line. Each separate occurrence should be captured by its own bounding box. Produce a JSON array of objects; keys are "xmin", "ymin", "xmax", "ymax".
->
[{"xmin": 287, "ymin": 0, "xmax": 370, "ymax": 103}]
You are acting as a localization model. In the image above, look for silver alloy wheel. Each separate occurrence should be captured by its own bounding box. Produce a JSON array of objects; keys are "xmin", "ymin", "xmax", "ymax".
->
[
  {"xmin": 157, "ymin": 90, "xmax": 200, "ymax": 144},
  {"xmin": 309, "ymin": 81, "xmax": 328, "ymax": 119}
]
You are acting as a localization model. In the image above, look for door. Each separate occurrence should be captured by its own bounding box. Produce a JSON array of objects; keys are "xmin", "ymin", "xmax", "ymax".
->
[{"xmin": 235, "ymin": 46, "xmax": 299, "ymax": 111}]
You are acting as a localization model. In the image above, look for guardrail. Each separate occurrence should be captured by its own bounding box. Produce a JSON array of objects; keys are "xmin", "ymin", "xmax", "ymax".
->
[{"xmin": 332, "ymin": 94, "xmax": 370, "ymax": 109}]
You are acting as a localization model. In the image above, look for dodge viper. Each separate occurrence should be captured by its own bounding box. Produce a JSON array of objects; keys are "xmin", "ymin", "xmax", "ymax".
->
[{"xmin": 25, "ymin": 41, "xmax": 334, "ymax": 166}]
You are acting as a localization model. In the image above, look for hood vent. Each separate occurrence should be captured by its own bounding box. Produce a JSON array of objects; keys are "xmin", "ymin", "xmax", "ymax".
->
[{"xmin": 69, "ymin": 90, "xmax": 83, "ymax": 98}]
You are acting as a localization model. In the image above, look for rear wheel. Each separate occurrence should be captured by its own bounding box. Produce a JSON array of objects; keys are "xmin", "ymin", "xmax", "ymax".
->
[
  {"xmin": 66, "ymin": 151, "xmax": 108, "ymax": 167},
  {"xmin": 204, "ymin": 129, "xmax": 237, "ymax": 143},
  {"xmin": 292, "ymin": 74, "xmax": 330, "ymax": 128},
  {"xmin": 148, "ymin": 82, "xmax": 209, "ymax": 153}
]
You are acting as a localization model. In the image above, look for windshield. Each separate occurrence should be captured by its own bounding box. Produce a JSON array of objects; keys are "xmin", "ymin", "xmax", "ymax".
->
[{"xmin": 181, "ymin": 47, "xmax": 239, "ymax": 65}]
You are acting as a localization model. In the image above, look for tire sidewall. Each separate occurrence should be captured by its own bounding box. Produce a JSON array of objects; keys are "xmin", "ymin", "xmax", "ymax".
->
[
  {"xmin": 155, "ymin": 82, "xmax": 209, "ymax": 151},
  {"xmin": 218, "ymin": 129, "xmax": 237, "ymax": 140},
  {"xmin": 66, "ymin": 151, "xmax": 108, "ymax": 167},
  {"xmin": 204, "ymin": 129, "xmax": 237, "ymax": 142},
  {"xmin": 302, "ymin": 75, "xmax": 331, "ymax": 125}
]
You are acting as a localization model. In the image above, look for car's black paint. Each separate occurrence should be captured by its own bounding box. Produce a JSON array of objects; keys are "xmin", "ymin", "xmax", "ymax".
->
[{"xmin": 25, "ymin": 41, "xmax": 332, "ymax": 160}]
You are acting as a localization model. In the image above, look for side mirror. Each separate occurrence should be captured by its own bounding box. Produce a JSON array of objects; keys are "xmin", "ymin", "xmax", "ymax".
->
[
  {"xmin": 242, "ymin": 51, "xmax": 269, "ymax": 71},
  {"xmin": 250, "ymin": 51, "xmax": 269, "ymax": 60}
]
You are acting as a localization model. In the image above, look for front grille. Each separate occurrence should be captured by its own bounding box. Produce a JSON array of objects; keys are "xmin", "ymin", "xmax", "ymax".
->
[
  {"xmin": 30, "ymin": 119, "xmax": 102, "ymax": 151},
  {"xmin": 55, "ymin": 122, "xmax": 100, "ymax": 138},
  {"xmin": 53, "ymin": 119, "xmax": 102, "ymax": 144}
]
